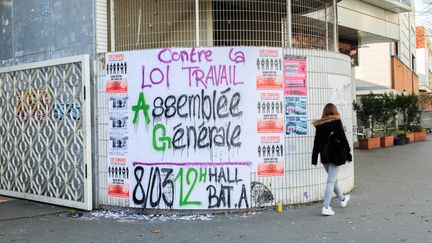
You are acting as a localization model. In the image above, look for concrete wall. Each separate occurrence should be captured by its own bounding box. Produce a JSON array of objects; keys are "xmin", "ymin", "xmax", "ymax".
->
[
  {"xmin": 392, "ymin": 56, "xmax": 419, "ymax": 93},
  {"xmin": 345, "ymin": 0, "xmax": 417, "ymax": 95},
  {"xmin": 416, "ymin": 28, "xmax": 432, "ymax": 88},
  {"xmin": 416, "ymin": 48, "xmax": 427, "ymax": 84},
  {"xmin": 355, "ymin": 43, "xmax": 392, "ymax": 88},
  {"xmin": 338, "ymin": 0, "xmax": 399, "ymax": 41},
  {"xmin": 0, "ymin": 1, "xmax": 13, "ymax": 60},
  {"xmin": 0, "ymin": 0, "xmax": 101, "ymax": 207},
  {"xmin": 398, "ymin": 11, "xmax": 416, "ymax": 69},
  {"xmin": 0, "ymin": 0, "xmax": 95, "ymax": 67}
]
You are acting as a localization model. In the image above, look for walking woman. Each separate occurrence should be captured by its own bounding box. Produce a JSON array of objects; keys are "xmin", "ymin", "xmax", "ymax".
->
[{"xmin": 312, "ymin": 103, "xmax": 352, "ymax": 216}]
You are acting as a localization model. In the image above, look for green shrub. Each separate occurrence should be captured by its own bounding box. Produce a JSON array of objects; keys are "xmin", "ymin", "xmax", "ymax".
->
[
  {"xmin": 395, "ymin": 93, "xmax": 420, "ymax": 134},
  {"xmin": 353, "ymin": 92, "xmax": 382, "ymax": 137},
  {"xmin": 376, "ymin": 93, "xmax": 397, "ymax": 136}
]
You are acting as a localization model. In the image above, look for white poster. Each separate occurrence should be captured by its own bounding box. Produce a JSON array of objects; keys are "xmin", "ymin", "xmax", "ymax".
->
[
  {"xmin": 106, "ymin": 55, "xmax": 130, "ymax": 198},
  {"xmin": 106, "ymin": 47, "xmax": 283, "ymax": 209},
  {"xmin": 255, "ymin": 49, "xmax": 285, "ymax": 177},
  {"xmin": 328, "ymin": 74, "xmax": 352, "ymax": 119}
]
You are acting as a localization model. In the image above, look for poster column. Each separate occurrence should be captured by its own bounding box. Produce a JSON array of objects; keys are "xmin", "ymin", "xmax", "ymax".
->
[
  {"xmin": 105, "ymin": 54, "xmax": 130, "ymax": 199},
  {"xmin": 284, "ymin": 56, "xmax": 308, "ymax": 136},
  {"xmin": 256, "ymin": 49, "xmax": 285, "ymax": 177}
]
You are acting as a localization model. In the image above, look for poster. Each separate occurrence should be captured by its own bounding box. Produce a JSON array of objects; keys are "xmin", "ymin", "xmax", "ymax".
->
[
  {"xmin": 285, "ymin": 116, "xmax": 308, "ymax": 135},
  {"xmin": 256, "ymin": 49, "xmax": 285, "ymax": 177},
  {"xmin": 285, "ymin": 96, "xmax": 306, "ymax": 116},
  {"xmin": 284, "ymin": 56, "xmax": 307, "ymax": 96},
  {"xmin": 284, "ymin": 56, "xmax": 308, "ymax": 136},
  {"xmin": 328, "ymin": 74, "xmax": 352, "ymax": 120},
  {"xmin": 106, "ymin": 47, "xmax": 288, "ymax": 209},
  {"xmin": 106, "ymin": 54, "xmax": 130, "ymax": 198}
]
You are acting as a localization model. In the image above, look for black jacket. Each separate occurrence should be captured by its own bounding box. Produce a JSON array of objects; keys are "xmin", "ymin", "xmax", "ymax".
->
[{"xmin": 311, "ymin": 115, "xmax": 352, "ymax": 165}]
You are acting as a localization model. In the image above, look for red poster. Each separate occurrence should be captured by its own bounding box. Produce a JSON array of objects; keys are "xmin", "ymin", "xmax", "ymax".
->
[
  {"xmin": 108, "ymin": 183, "xmax": 130, "ymax": 198},
  {"xmin": 257, "ymin": 135, "xmax": 284, "ymax": 176},
  {"xmin": 256, "ymin": 75, "xmax": 283, "ymax": 90},
  {"xmin": 284, "ymin": 57, "xmax": 307, "ymax": 96},
  {"xmin": 258, "ymin": 161, "xmax": 285, "ymax": 177},
  {"xmin": 106, "ymin": 79, "xmax": 128, "ymax": 93},
  {"xmin": 257, "ymin": 119, "xmax": 284, "ymax": 133}
]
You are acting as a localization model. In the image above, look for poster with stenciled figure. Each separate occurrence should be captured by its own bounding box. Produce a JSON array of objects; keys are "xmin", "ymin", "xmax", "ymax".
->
[
  {"xmin": 106, "ymin": 54, "xmax": 130, "ymax": 199},
  {"xmin": 256, "ymin": 49, "xmax": 285, "ymax": 177},
  {"xmin": 105, "ymin": 47, "xmax": 276, "ymax": 209}
]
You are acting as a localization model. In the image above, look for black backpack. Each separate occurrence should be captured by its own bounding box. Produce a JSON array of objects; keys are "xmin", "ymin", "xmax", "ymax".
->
[{"xmin": 323, "ymin": 132, "xmax": 347, "ymax": 166}]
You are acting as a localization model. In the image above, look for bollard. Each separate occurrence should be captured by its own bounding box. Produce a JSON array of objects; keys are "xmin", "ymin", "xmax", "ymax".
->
[{"xmin": 277, "ymin": 202, "xmax": 283, "ymax": 213}]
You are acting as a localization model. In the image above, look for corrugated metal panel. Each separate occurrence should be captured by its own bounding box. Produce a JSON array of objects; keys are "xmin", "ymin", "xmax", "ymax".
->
[
  {"xmin": 113, "ymin": 0, "xmax": 196, "ymax": 50},
  {"xmin": 95, "ymin": 0, "xmax": 108, "ymax": 53},
  {"xmin": 111, "ymin": 0, "xmax": 336, "ymax": 51}
]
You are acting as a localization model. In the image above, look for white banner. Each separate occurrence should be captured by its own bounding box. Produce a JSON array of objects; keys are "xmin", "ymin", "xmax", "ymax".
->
[{"xmin": 105, "ymin": 47, "xmax": 284, "ymax": 209}]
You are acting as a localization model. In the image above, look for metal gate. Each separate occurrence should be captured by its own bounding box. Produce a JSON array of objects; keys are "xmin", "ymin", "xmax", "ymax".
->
[{"xmin": 0, "ymin": 56, "xmax": 92, "ymax": 210}]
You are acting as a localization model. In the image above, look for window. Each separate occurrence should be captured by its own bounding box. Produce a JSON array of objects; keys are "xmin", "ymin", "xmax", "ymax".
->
[
  {"xmin": 412, "ymin": 54, "xmax": 415, "ymax": 71},
  {"xmin": 394, "ymin": 42, "xmax": 399, "ymax": 57}
]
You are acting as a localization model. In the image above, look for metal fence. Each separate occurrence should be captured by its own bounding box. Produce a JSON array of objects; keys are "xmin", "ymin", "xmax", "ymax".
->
[
  {"xmin": 0, "ymin": 56, "xmax": 93, "ymax": 210},
  {"xmin": 110, "ymin": 0, "xmax": 337, "ymax": 51}
]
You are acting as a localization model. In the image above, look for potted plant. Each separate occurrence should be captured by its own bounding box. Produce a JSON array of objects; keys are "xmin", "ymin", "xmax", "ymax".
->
[
  {"xmin": 395, "ymin": 93, "xmax": 416, "ymax": 143},
  {"xmin": 353, "ymin": 93, "xmax": 381, "ymax": 149},
  {"xmin": 410, "ymin": 97, "xmax": 427, "ymax": 141},
  {"xmin": 376, "ymin": 93, "xmax": 396, "ymax": 147},
  {"xmin": 413, "ymin": 128, "xmax": 427, "ymax": 141},
  {"xmin": 413, "ymin": 126, "xmax": 427, "ymax": 142}
]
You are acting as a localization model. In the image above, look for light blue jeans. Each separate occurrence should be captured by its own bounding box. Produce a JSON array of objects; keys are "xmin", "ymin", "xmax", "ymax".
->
[{"xmin": 323, "ymin": 163, "xmax": 345, "ymax": 208}]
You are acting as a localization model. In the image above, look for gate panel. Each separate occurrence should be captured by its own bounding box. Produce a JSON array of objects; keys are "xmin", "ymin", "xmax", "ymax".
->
[{"xmin": 0, "ymin": 56, "xmax": 92, "ymax": 210}]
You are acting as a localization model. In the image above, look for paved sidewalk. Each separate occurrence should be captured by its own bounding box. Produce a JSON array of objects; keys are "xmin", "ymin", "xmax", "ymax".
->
[
  {"xmin": 0, "ymin": 137, "xmax": 431, "ymax": 243},
  {"xmin": 0, "ymin": 196, "xmax": 65, "ymax": 221}
]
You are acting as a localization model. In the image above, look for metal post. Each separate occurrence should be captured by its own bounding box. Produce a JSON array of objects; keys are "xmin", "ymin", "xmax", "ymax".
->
[
  {"xmin": 333, "ymin": 0, "xmax": 338, "ymax": 51},
  {"xmin": 110, "ymin": 0, "xmax": 115, "ymax": 51},
  {"xmin": 286, "ymin": 0, "xmax": 292, "ymax": 48},
  {"xmin": 325, "ymin": 5, "xmax": 328, "ymax": 50},
  {"xmin": 136, "ymin": 2, "xmax": 142, "ymax": 49},
  {"xmin": 195, "ymin": 0, "xmax": 200, "ymax": 47}
]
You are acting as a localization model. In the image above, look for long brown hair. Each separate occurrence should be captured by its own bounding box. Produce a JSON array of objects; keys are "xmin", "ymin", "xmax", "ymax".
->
[{"xmin": 321, "ymin": 103, "xmax": 340, "ymax": 118}]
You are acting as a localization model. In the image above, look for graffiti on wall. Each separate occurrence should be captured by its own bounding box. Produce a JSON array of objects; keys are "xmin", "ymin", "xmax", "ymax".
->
[
  {"xmin": 16, "ymin": 89, "xmax": 51, "ymax": 122},
  {"xmin": 129, "ymin": 48, "xmax": 248, "ymax": 159},
  {"xmin": 250, "ymin": 181, "xmax": 274, "ymax": 207},
  {"xmin": 131, "ymin": 162, "xmax": 250, "ymax": 209},
  {"xmin": 52, "ymin": 103, "xmax": 81, "ymax": 120},
  {"xmin": 105, "ymin": 47, "xmax": 286, "ymax": 208}
]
